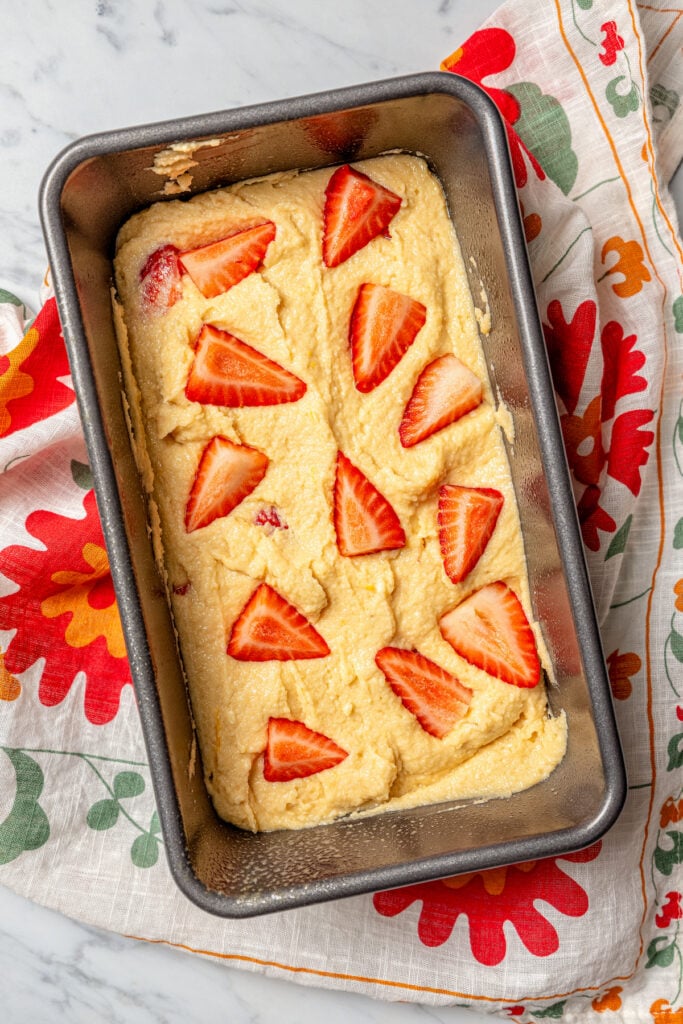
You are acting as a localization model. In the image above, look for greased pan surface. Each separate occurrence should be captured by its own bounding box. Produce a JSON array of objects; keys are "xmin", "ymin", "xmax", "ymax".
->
[{"xmin": 39, "ymin": 72, "xmax": 625, "ymax": 917}]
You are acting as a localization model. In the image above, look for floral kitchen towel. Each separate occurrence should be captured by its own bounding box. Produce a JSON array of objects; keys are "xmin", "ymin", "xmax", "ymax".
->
[{"xmin": 1, "ymin": 0, "xmax": 682, "ymax": 1020}]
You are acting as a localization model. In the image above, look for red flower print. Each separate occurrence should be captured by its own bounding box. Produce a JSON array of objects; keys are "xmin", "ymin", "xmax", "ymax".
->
[
  {"xmin": 542, "ymin": 298, "xmax": 597, "ymax": 415},
  {"xmin": 0, "ymin": 490, "xmax": 131, "ymax": 724},
  {"xmin": 600, "ymin": 320, "xmax": 647, "ymax": 422},
  {"xmin": 0, "ymin": 298, "xmax": 73, "ymax": 438},
  {"xmin": 562, "ymin": 396, "xmax": 606, "ymax": 486},
  {"xmin": 599, "ymin": 22, "xmax": 625, "ymax": 67},
  {"xmin": 606, "ymin": 649, "xmax": 641, "ymax": 700},
  {"xmin": 441, "ymin": 27, "xmax": 545, "ymax": 189},
  {"xmin": 372, "ymin": 844, "xmax": 601, "ymax": 965},
  {"xmin": 656, "ymin": 892, "xmax": 683, "ymax": 928},
  {"xmin": 607, "ymin": 408, "xmax": 654, "ymax": 496},
  {"xmin": 577, "ymin": 484, "xmax": 617, "ymax": 551},
  {"xmin": 441, "ymin": 28, "xmax": 520, "ymax": 123},
  {"xmin": 675, "ymin": 580, "xmax": 683, "ymax": 612}
]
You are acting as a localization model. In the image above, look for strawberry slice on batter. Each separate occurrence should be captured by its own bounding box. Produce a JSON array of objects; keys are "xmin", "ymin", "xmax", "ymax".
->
[
  {"xmin": 185, "ymin": 324, "xmax": 307, "ymax": 407},
  {"xmin": 227, "ymin": 583, "xmax": 330, "ymax": 661},
  {"xmin": 437, "ymin": 484, "xmax": 504, "ymax": 584},
  {"xmin": 179, "ymin": 221, "xmax": 276, "ymax": 298},
  {"xmin": 322, "ymin": 164, "xmax": 402, "ymax": 268},
  {"xmin": 398, "ymin": 354, "xmax": 483, "ymax": 448},
  {"xmin": 184, "ymin": 436, "xmax": 268, "ymax": 533},
  {"xmin": 349, "ymin": 283, "xmax": 427, "ymax": 393},
  {"xmin": 375, "ymin": 647, "xmax": 472, "ymax": 738},
  {"xmin": 333, "ymin": 451, "xmax": 405, "ymax": 557},
  {"xmin": 439, "ymin": 581, "xmax": 540, "ymax": 688},
  {"xmin": 139, "ymin": 244, "xmax": 182, "ymax": 310},
  {"xmin": 263, "ymin": 718, "xmax": 348, "ymax": 782}
]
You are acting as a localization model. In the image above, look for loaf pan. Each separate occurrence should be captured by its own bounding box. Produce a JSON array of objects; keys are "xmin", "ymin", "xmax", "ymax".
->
[{"xmin": 39, "ymin": 72, "xmax": 626, "ymax": 917}]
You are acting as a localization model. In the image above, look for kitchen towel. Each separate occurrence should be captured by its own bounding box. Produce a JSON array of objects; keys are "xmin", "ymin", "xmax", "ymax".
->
[{"xmin": 1, "ymin": 0, "xmax": 682, "ymax": 1019}]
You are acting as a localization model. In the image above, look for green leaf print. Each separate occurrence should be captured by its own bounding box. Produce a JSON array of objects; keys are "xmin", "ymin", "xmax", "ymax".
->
[
  {"xmin": 70, "ymin": 459, "xmax": 93, "ymax": 491},
  {"xmin": 113, "ymin": 771, "xmax": 145, "ymax": 800},
  {"xmin": 507, "ymin": 83, "xmax": 578, "ymax": 195},
  {"xmin": 650, "ymin": 84, "xmax": 679, "ymax": 125},
  {"xmin": 0, "ymin": 288, "xmax": 24, "ymax": 307},
  {"xmin": 576, "ymin": 0, "xmax": 592, "ymax": 7},
  {"xmin": 668, "ymin": 734, "xmax": 683, "ymax": 772},
  {"xmin": 131, "ymin": 831, "xmax": 160, "ymax": 868},
  {"xmin": 606, "ymin": 76, "xmax": 640, "ymax": 118},
  {"xmin": 87, "ymin": 798, "xmax": 120, "ymax": 831},
  {"xmin": 606, "ymin": 515, "xmax": 632, "ymax": 559},
  {"xmin": 654, "ymin": 830, "xmax": 683, "ymax": 876},
  {"xmin": 532, "ymin": 1001, "xmax": 567, "ymax": 1018},
  {"xmin": 671, "ymin": 630, "xmax": 683, "ymax": 665},
  {"xmin": 646, "ymin": 935, "xmax": 677, "ymax": 969},
  {"xmin": 674, "ymin": 296, "xmax": 683, "ymax": 334},
  {"xmin": 675, "ymin": 519, "xmax": 683, "ymax": 549},
  {"xmin": 0, "ymin": 749, "xmax": 50, "ymax": 865}
]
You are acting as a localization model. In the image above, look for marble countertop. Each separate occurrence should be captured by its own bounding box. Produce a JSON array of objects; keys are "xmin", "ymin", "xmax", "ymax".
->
[{"xmin": 1, "ymin": 2, "xmax": 681, "ymax": 1022}]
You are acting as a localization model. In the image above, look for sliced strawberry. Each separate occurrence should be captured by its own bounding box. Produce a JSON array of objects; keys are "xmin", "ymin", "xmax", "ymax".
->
[
  {"xmin": 139, "ymin": 244, "xmax": 182, "ymax": 310},
  {"xmin": 263, "ymin": 717, "xmax": 348, "ymax": 782},
  {"xmin": 333, "ymin": 451, "xmax": 405, "ymax": 557},
  {"xmin": 185, "ymin": 324, "xmax": 307, "ymax": 407},
  {"xmin": 437, "ymin": 484, "xmax": 504, "ymax": 584},
  {"xmin": 179, "ymin": 221, "xmax": 276, "ymax": 299},
  {"xmin": 375, "ymin": 647, "xmax": 472, "ymax": 738},
  {"xmin": 185, "ymin": 436, "xmax": 268, "ymax": 533},
  {"xmin": 322, "ymin": 164, "xmax": 402, "ymax": 268},
  {"xmin": 254, "ymin": 505, "xmax": 288, "ymax": 532},
  {"xmin": 227, "ymin": 582, "xmax": 330, "ymax": 661},
  {"xmin": 439, "ymin": 581, "xmax": 540, "ymax": 688},
  {"xmin": 349, "ymin": 283, "xmax": 426, "ymax": 393},
  {"xmin": 399, "ymin": 354, "xmax": 483, "ymax": 448}
]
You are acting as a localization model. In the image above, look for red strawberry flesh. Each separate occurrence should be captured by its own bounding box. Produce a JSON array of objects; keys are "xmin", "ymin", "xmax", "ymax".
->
[
  {"xmin": 438, "ymin": 484, "xmax": 504, "ymax": 584},
  {"xmin": 139, "ymin": 244, "xmax": 182, "ymax": 310},
  {"xmin": 349, "ymin": 283, "xmax": 427, "ymax": 393},
  {"xmin": 185, "ymin": 436, "xmax": 268, "ymax": 533},
  {"xmin": 227, "ymin": 583, "xmax": 330, "ymax": 661},
  {"xmin": 322, "ymin": 164, "xmax": 401, "ymax": 268},
  {"xmin": 439, "ymin": 581, "xmax": 540, "ymax": 688},
  {"xmin": 399, "ymin": 354, "xmax": 483, "ymax": 448},
  {"xmin": 179, "ymin": 221, "xmax": 276, "ymax": 298},
  {"xmin": 375, "ymin": 647, "xmax": 472, "ymax": 738},
  {"xmin": 185, "ymin": 324, "xmax": 306, "ymax": 407},
  {"xmin": 263, "ymin": 717, "xmax": 348, "ymax": 782},
  {"xmin": 333, "ymin": 451, "xmax": 405, "ymax": 557}
]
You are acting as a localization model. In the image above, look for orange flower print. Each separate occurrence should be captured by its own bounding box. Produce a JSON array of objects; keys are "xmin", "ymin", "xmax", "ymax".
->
[
  {"xmin": 592, "ymin": 987, "xmax": 623, "ymax": 1013},
  {"xmin": 606, "ymin": 649, "xmax": 641, "ymax": 700},
  {"xmin": 661, "ymin": 796, "xmax": 683, "ymax": 828},
  {"xmin": 675, "ymin": 579, "xmax": 683, "ymax": 611},
  {"xmin": 600, "ymin": 236, "xmax": 651, "ymax": 298},
  {"xmin": 561, "ymin": 395, "xmax": 606, "ymax": 486},
  {"xmin": 0, "ymin": 297, "xmax": 72, "ymax": 439},
  {"xmin": 40, "ymin": 542, "xmax": 126, "ymax": 658},
  {"xmin": 651, "ymin": 999, "xmax": 683, "ymax": 1023},
  {"xmin": 0, "ymin": 651, "xmax": 21, "ymax": 702},
  {"xmin": 373, "ymin": 844, "xmax": 601, "ymax": 964},
  {"xmin": 0, "ymin": 490, "xmax": 131, "ymax": 724}
]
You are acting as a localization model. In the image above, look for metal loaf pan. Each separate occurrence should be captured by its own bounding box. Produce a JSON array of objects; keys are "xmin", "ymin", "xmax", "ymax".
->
[{"xmin": 39, "ymin": 72, "xmax": 626, "ymax": 917}]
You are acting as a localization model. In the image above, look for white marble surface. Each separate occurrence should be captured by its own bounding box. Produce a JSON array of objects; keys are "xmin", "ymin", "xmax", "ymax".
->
[
  {"xmin": 1, "ymin": 2, "xmax": 681, "ymax": 1022},
  {"xmin": 1, "ymin": 2, "xmax": 503, "ymax": 1022}
]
